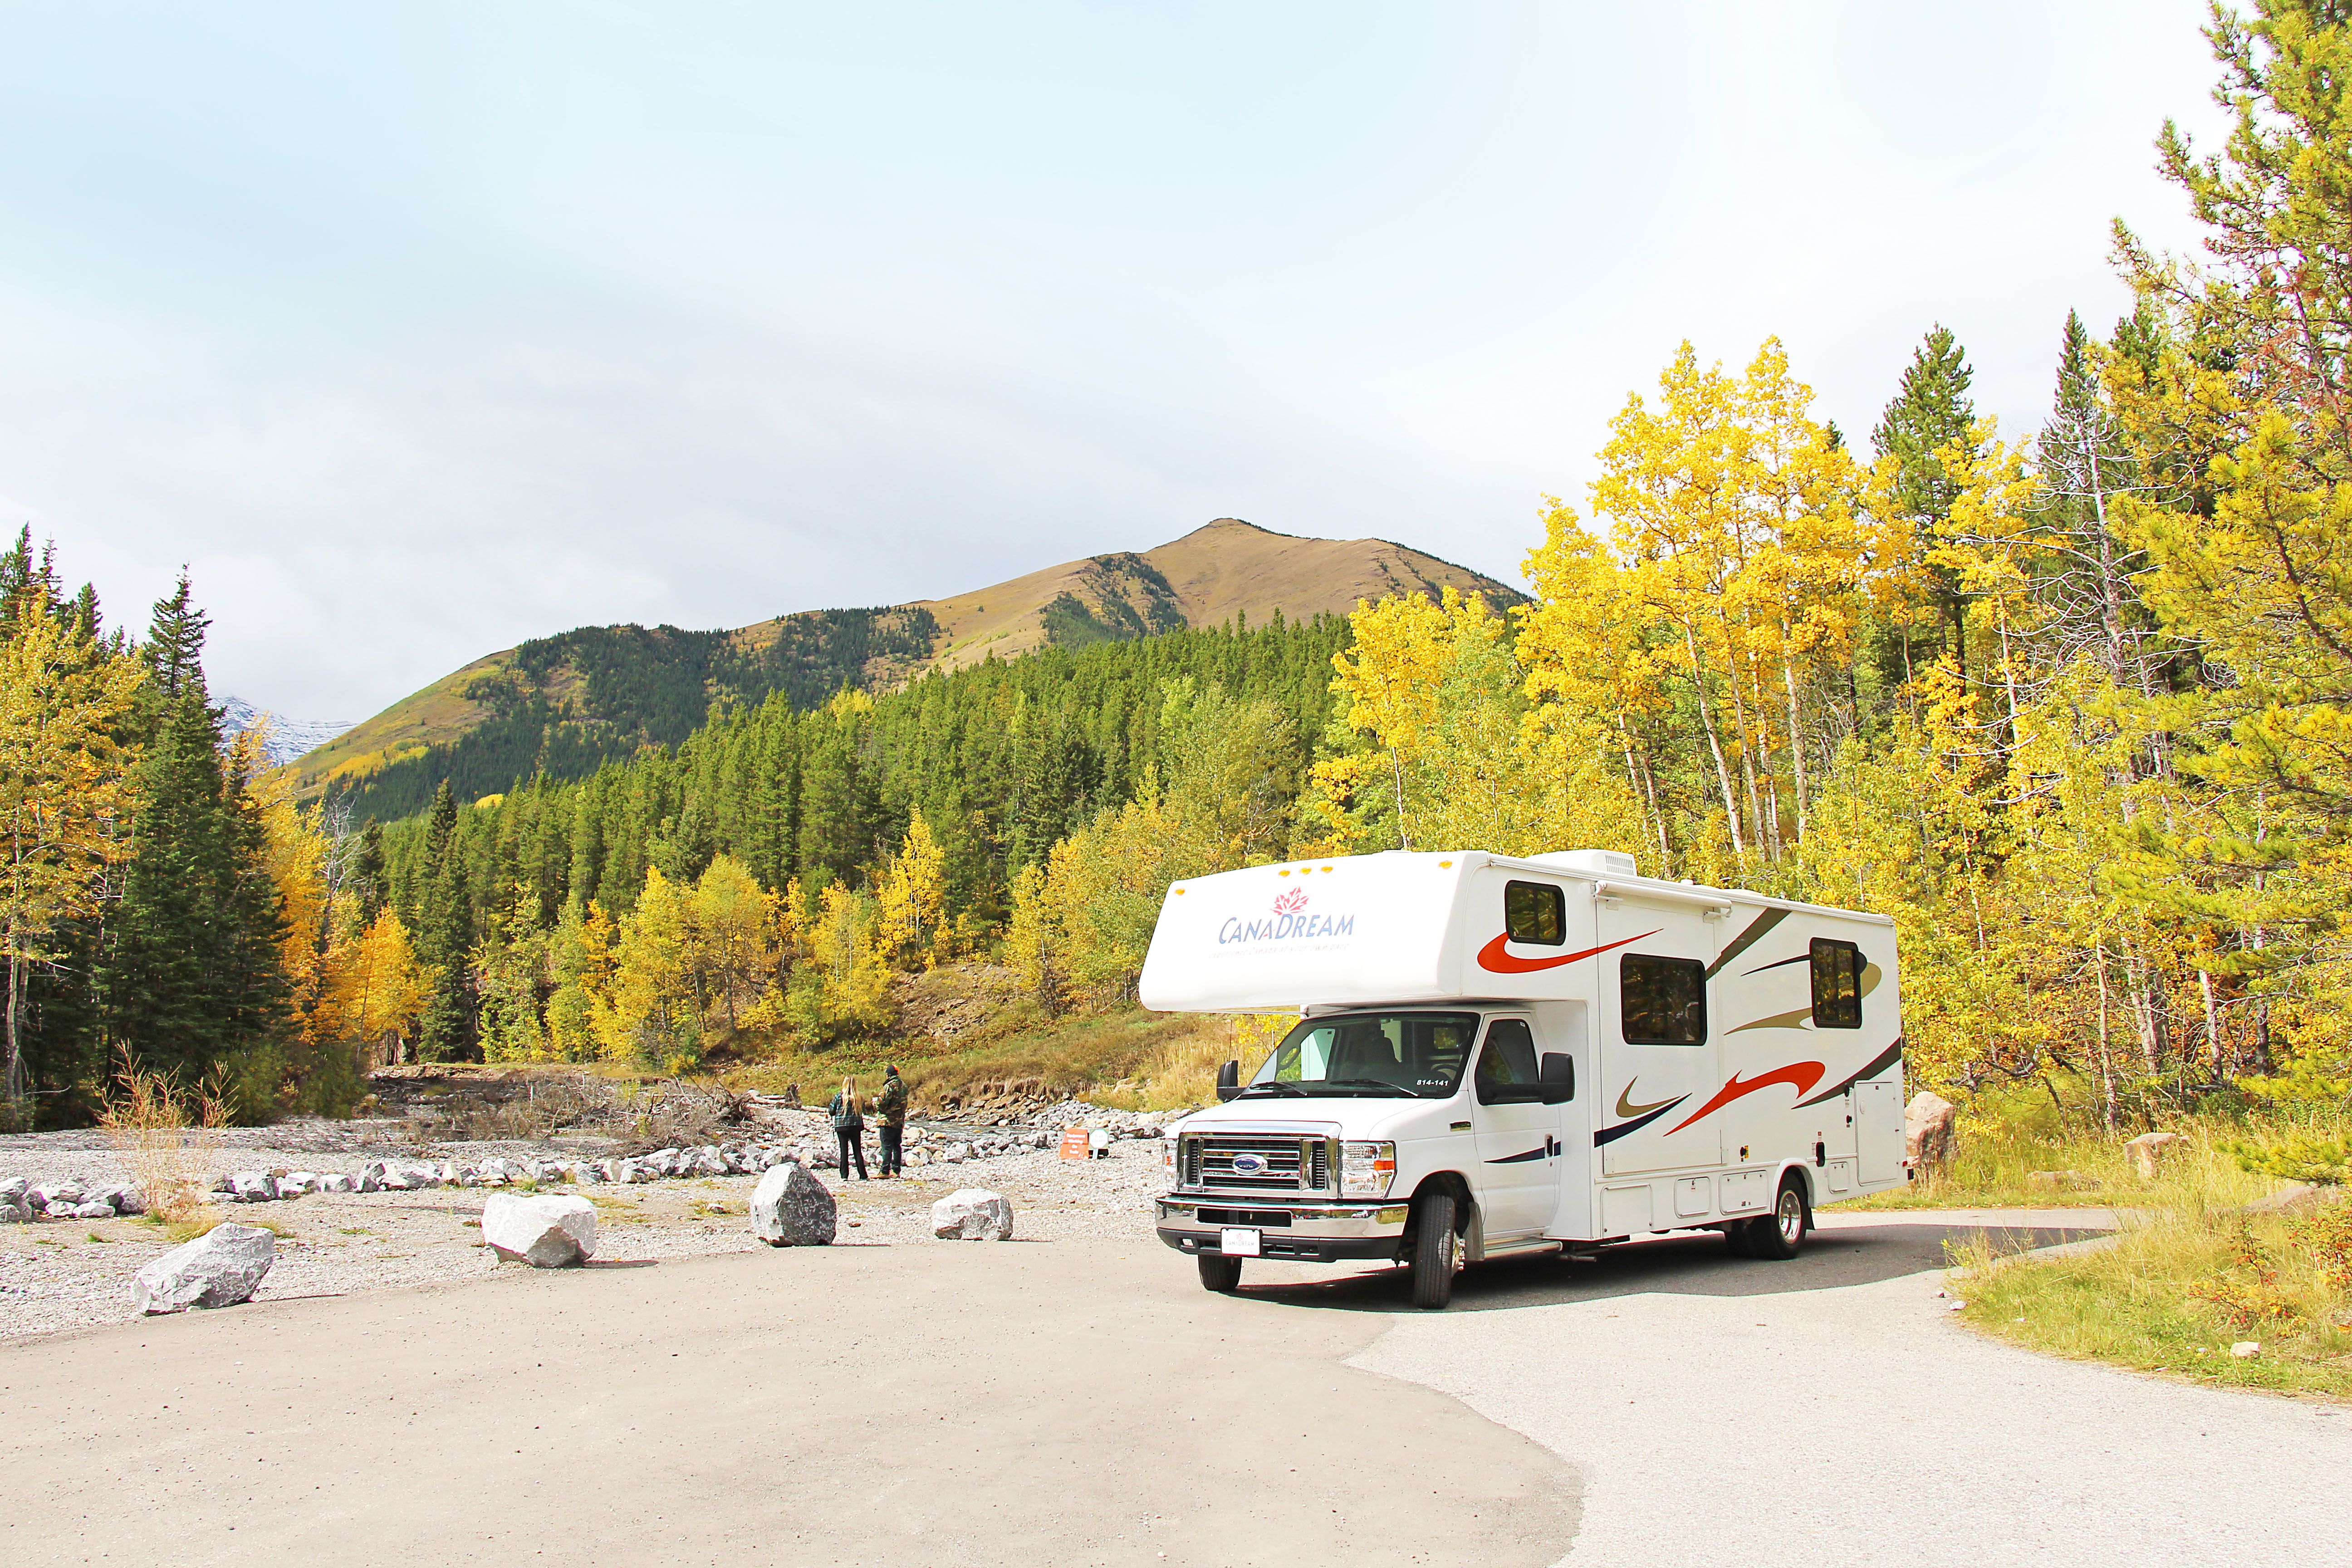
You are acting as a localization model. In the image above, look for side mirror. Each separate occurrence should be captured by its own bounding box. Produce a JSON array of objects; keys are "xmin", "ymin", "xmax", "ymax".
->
[
  {"xmin": 1216, "ymin": 1058, "xmax": 1242, "ymax": 1103},
  {"xmin": 1539, "ymin": 1053, "xmax": 1575, "ymax": 1105}
]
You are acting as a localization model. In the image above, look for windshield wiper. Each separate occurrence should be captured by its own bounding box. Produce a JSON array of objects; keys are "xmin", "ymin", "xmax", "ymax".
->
[
  {"xmin": 1239, "ymin": 1081, "xmax": 1307, "ymax": 1097},
  {"xmin": 1318, "ymin": 1078, "xmax": 1426, "ymax": 1095}
]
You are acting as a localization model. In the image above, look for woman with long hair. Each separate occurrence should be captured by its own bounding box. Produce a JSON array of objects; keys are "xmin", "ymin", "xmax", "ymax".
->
[{"xmin": 828, "ymin": 1076, "xmax": 868, "ymax": 1181}]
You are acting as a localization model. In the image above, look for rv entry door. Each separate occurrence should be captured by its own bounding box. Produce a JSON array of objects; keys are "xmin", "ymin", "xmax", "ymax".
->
[{"xmin": 1597, "ymin": 898, "xmax": 1725, "ymax": 1178}]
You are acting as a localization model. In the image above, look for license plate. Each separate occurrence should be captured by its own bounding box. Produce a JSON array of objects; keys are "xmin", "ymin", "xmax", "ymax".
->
[{"xmin": 1220, "ymin": 1227, "xmax": 1262, "ymax": 1257}]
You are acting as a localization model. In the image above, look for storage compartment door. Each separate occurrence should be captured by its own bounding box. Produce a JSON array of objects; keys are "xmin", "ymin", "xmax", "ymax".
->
[{"xmin": 1855, "ymin": 1078, "xmax": 1902, "ymax": 1183}]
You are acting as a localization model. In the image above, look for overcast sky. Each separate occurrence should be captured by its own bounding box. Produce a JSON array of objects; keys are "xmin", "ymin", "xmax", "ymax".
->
[{"xmin": 0, "ymin": 3, "xmax": 2227, "ymax": 720}]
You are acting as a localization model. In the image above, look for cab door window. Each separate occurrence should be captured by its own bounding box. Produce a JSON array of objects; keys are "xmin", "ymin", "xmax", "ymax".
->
[{"xmin": 1475, "ymin": 1018, "xmax": 1542, "ymax": 1104}]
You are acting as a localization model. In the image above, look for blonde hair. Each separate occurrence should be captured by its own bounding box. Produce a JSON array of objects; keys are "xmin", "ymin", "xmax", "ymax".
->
[{"xmin": 840, "ymin": 1076, "xmax": 857, "ymax": 1106}]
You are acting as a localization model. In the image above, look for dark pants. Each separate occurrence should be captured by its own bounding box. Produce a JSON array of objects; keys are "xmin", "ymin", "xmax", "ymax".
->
[
  {"xmin": 877, "ymin": 1122, "xmax": 904, "ymax": 1176},
  {"xmin": 837, "ymin": 1129, "xmax": 867, "ymax": 1180}
]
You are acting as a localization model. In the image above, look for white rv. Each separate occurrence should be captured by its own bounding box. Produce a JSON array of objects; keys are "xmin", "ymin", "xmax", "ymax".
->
[{"xmin": 1137, "ymin": 848, "xmax": 1907, "ymax": 1308}]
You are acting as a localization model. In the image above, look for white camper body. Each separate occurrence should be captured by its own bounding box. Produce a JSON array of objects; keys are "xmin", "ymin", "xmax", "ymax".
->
[{"xmin": 1137, "ymin": 848, "xmax": 1906, "ymax": 1306}]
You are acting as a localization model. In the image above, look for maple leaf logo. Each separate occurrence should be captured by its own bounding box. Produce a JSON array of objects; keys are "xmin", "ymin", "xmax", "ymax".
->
[{"xmin": 1271, "ymin": 887, "xmax": 1308, "ymax": 916}]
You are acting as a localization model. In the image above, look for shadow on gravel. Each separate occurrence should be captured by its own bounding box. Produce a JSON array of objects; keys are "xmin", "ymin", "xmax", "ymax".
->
[{"xmin": 1237, "ymin": 1219, "xmax": 2107, "ymax": 1315}]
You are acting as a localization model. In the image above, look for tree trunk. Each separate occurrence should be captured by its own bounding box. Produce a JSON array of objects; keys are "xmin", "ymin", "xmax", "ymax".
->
[
  {"xmin": 1781, "ymin": 644, "xmax": 1809, "ymax": 843},
  {"xmin": 1681, "ymin": 622, "xmax": 1746, "ymax": 862}
]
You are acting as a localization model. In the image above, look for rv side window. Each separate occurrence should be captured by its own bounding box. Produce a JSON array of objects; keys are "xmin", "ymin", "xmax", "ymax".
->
[
  {"xmin": 1811, "ymin": 939, "xmax": 1863, "ymax": 1029},
  {"xmin": 1475, "ymin": 1018, "xmax": 1541, "ymax": 1104},
  {"xmin": 1504, "ymin": 881, "xmax": 1565, "ymax": 946},
  {"xmin": 1621, "ymin": 955, "xmax": 1706, "ymax": 1044}
]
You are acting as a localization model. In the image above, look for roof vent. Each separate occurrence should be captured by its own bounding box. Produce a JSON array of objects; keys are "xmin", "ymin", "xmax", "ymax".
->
[{"xmin": 1524, "ymin": 849, "xmax": 1638, "ymax": 877}]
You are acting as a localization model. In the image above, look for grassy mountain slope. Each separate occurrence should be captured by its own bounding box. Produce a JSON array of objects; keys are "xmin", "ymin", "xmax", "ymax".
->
[{"xmin": 292, "ymin": 517, "xmax": 1519, "ymax": 813}]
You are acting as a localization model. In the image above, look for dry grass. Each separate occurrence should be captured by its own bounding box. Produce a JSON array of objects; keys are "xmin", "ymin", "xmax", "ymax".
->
[
  {"xmin": 1854, "ymin": 1123, "xmax": 2279, "ymax": 1210},
  {"xmin": 97, "ymin": 1058, "xmax": 231, "ymax": 1224},
  {"xmin": 1951, "ymin": 1193, "xmax": 2352, "ymax": 1398}
]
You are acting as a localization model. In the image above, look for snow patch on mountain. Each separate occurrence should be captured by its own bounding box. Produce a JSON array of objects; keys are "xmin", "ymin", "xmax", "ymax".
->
[{"xmin": 220, "ymin": 696, "xmax": 354, "ymax": 767}]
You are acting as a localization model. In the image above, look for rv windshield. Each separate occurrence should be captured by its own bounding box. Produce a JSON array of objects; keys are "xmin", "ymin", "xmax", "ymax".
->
[{"xmin": 1245, "ymin": 1011, "xmax": 1479, "ymax": 1099}]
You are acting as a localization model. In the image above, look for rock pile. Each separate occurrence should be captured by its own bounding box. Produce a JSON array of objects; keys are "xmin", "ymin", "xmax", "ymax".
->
[
  {"xmin": 0, "ymin": 1176, "xmax": 144, "ymax": 1221},
  {"xmin": 132, "ymin": 1223, "xmax": 276, "ymax": 1314}
]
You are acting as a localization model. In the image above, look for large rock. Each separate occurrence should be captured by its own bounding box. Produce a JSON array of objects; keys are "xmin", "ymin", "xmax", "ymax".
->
[
  {"xmin": 751, "ymin": 1161, "xmax": 837, "ymax": 1246},
  {"xmin": 1905, "ymin": 1092, "xmax": 1958, "ymax": 1178},
  {"xmin": 931, "ymin": 1188, "xmax": 1014, "ymax": 1241},
  {"xmin": 480, "ymin": 1193, "xmax": 598, "ymax": 1267},
  {"xmin": 2126, "ymin": 1131, "xmax": 2189, "ymax": 1181},
  {"xmin": 133, "ymin": 1223, "xmax": 276, "ymax": 1314}
]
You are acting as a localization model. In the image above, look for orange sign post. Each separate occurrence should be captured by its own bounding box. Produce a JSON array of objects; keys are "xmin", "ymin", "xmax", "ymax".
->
[{"xmin": 1058, "ymin": 1128, "xmax": 1091, "ymax": 1161}]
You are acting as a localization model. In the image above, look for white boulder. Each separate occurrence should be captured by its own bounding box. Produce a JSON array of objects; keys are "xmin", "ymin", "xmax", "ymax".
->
[
  {"xmin": 133, "ymin": 1223, "xmax": 276, "ymax": 1313},
  {"xmin": 278, "ymin": 1172, "xmax": 320, "ymax": 1196},
  {"xmin": 480, "ymin": 1193, "xmax": 598, "ymax": 1267},
  {"xmin": 751, "ymin": 1162, "xmax": 837, "ymax": 1247},
  {"xmin": 941, "ymin": 1143, "xmax": 970, "ymax": 1164},
  {"xmin": 931, "ymin": 1188, "xmax": 1014, "ymax": 1241},
  {"xmin": 70, "ymin": 1201, "xmax": 115, "ymax": 1220},
  {"xmin": 227, "ymin": 1171, "xmax": 278, "ymax": 1203},
  {"xmin": 318, "ymin": 1172, "xmax": 356, "ymax": 1194}
]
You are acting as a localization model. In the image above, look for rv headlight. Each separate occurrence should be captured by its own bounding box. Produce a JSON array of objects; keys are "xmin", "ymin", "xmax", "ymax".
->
[
  {"xmin": 1341, "ymin": 1141, "xmax": 1396, "ymax": 1199},
  {"xmin": 1162, "ymin": 1136, "xmax": 1178, "ymax": 1184}
]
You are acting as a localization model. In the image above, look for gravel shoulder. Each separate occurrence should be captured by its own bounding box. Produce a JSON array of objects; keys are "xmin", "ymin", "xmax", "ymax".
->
[{"xmin": 0, "ymin": 1110, "xmax": 1169, "ymax": 1341}]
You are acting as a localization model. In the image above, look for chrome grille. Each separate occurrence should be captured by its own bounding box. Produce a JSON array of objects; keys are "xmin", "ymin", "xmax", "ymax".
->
[{"xmin": 1185, "ymin": 1134, "xmax": 1333, "ymax": 1194}]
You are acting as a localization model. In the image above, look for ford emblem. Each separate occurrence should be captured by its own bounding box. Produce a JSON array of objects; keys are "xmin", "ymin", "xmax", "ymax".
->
[{"xmin": 1230, "ymin": 1153, "xmax": 1268, "ymax": 1176}]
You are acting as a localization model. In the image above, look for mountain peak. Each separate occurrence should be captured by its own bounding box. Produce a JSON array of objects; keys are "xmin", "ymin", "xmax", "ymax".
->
[{"xmin": 288, "ymin": 517, "xmax": 1523, "ymax": 803}]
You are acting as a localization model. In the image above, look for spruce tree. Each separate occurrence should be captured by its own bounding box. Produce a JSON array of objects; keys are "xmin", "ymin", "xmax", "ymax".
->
[
  {"xmin": 101, "ymin": 687, "xmax": 290, "ymax": 1100},
  {"xmin": 413, "ymin": 784, "xmax": 478, "ymax": 1061},
  {"xmin": 1872, "ymin": 325, "xmax": 1984, "ymax": 679},
  {"xmin": 141, "ymin": 572, "xmax": 211, "ymax": 702}
]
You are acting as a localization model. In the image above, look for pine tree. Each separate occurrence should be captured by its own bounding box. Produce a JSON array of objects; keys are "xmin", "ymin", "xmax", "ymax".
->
[{"xmin": 141, "ymin": 573, "xmax": 211, "ymax": 703}]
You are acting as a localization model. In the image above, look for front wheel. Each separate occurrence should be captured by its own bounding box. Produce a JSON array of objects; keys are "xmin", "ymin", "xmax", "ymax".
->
[
  {"xmin": 1409, "ymin": 1191, "xmax": 1459, "ymax": 1309},
  {"xmin": 1748, "ymin": 1177, "xmax": 1810, "ymax": 1260},
  {"xmin": 1198, "ymin": 1252, "xmax": 1243, "ymax": 1293}
]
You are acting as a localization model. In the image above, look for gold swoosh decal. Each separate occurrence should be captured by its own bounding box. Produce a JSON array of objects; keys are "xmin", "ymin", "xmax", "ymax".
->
[
  {"xmin": 1616, "ymin": 1081, "xmax": 1679, "ymax": 1117},
  {"xmin": 1730, "ymin": 962, "xmax": 1887, "ymax": 1033}
]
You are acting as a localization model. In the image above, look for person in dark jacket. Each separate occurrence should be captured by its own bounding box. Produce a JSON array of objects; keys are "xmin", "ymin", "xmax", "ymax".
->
[
  {"xmin": 873, "ymin": 1065, "xmax": 909, "ymax": 1177},
  {"xmin": 829, "ymin": 1077, "xmax": 868, "ymax": 1181}
]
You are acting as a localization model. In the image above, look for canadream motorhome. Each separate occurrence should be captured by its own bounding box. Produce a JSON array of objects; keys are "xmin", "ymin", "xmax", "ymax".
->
[{"xmin": 1137, "ymin": 848, "xmax": 1906, "ymax": 1308}]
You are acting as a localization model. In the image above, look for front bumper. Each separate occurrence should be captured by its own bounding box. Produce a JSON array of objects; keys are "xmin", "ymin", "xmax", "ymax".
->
[{"xmin": 1155, "ymin": 1197, "xmax": 1411, "ymax": 1263}]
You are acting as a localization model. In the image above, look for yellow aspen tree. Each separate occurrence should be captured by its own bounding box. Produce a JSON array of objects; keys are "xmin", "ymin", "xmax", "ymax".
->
[
  {"xmin": 344, "ymin": 906, "xmax": 430, "ymax": 1068},
  {"xmin": 691, "ymin": 853, "xmax": 776, "ymax": 1031},
  {"xmin": 874, "ymin": 810, "xmax": 947, "ymax": 969},
  {"xmin": 1328, "ymin": 593, "xmax": 1452, "ymax": 849},
  {"xmin": 0, "ymin": 592, "xmax": 143, "ymax": 1110}
]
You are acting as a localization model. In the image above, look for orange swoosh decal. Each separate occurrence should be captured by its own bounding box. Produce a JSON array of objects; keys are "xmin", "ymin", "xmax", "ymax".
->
[
  {"xmin": 1477, "ymin": 928, "xmax": 1660, "ymax": 975},
  {"xmin": 1664, "ymin": 1061, "xmax": 1826, "ymax": 1135}
]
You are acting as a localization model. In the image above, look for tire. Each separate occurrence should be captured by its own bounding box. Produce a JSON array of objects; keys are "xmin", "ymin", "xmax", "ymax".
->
[
  {"xmin": 1198, "ymin": 1252, "xmax": 1243, "ymax": 1293},
  {"xmin": 1410, "ymin": 1191, "xmax": 1459, "ymax": 1309},
  {"xmin": 1749, "ymin": 1176, "xmax": 1810, "ymax": 1261}
]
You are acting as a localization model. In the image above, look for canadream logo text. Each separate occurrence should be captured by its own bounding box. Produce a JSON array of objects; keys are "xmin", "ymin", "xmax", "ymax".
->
[{"xmin": 1220, "ymin": 887, "xmax": 1355, "ymax": 946}]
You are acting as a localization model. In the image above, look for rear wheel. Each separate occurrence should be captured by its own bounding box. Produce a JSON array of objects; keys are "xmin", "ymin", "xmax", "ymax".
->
[
  {"xmin": 1410, "ymin": 1191, "xmax": 1459, "ymax": 1309},
  {"xmin": 1198, "ymin": 1252, "xmax": 1243, "ymax": 1293},
  {"xmin": 1748, "ymin": 1176, "xmax": 1810, "ymax": 1261}
]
